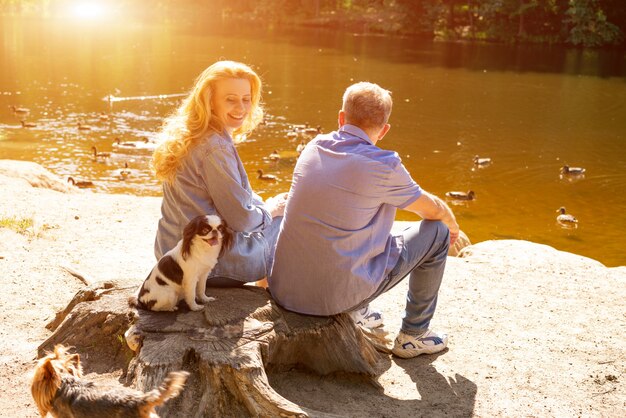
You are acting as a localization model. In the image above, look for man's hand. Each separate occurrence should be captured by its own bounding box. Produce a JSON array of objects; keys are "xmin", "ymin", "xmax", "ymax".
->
[
  {"xmin": 404, "ymin": 191, "xmax": 459, "ymax": 246},
  {"xmin": 448, "ymin": 219, "xmax": 460, "ymax": 246}
]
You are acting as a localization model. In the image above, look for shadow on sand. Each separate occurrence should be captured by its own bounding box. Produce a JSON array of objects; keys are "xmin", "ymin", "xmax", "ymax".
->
[{"xmin": 268, "ymin": 349, "xmax": 477, "ymax": 417}]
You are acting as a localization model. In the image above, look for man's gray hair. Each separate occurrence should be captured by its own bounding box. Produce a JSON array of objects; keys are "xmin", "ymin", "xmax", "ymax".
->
[{"xmin": 342, "ymin": 82, "xmax": 393, "ymax": 130}]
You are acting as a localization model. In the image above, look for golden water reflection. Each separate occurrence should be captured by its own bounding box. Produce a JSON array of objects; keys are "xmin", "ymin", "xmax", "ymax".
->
[{"xmin": 1, "ymin": 17, "xmax": 625, "ymax": 266}]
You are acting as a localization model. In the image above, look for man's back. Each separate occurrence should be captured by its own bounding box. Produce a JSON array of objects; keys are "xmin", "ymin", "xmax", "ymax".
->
[{"xmin": 269, "ymin": 125, "xmax": 421, "ymax": 315}]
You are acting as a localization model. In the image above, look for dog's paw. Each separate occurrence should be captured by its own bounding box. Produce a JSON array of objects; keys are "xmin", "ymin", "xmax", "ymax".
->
[
  {"xmin": 124, "ymin": 325, "xmax": 142, "ymax": 352},
  {"xmin": 200, "ymin": 296, "xmax": 216, "ymax": 303},
  {"xmin": 189, "ymin": 304, "xmax": 204, "ymax": 311}
]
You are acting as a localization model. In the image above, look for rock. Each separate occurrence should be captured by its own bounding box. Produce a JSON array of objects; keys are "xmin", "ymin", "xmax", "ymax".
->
[
  {"xmin": 0, "ymin": 160, "xmax": 73, "ymax": 193},
  {"xmin": 449, "ymin": 229, "xmax": 471, "ymax": 257}
]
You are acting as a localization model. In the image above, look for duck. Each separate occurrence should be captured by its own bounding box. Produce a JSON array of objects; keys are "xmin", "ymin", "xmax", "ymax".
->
[
  {"xmin": 257, "ymin": 169, "xmax": 278, "ymax": 181},
  {"xmin": 556, "ymin": 207, "xmax": 578, "ymax": 227},
  {"xmin": 77, "ymin": 122, "xmax": 92, "ymax": 131},
  {"xmin": 302, "ymin": 125, "xmax": 322, "ymax": 135},
  {"xmin": 118, "ymin": 162, "xmax": 132, "ymax": 180},
  {"xmin": 560, "ymin": 165, "xmax": 585, "ymax": 175},
  {"xmin": 91, "ymin": 146, "xmax": 111, "ymax": 161},
  {"xmin": 286, "ymin": 129, "xmax": 299, "ymax": 139},
  {"xmin": 67, "ymin": 177, "xmax": 94, "ymax": 188},
  {"xmin": 268, "ymin": 150, "xmax": 280, "ymax": 162},
  {"xmin": 445, "ymin": 190, "xmax": 476, "ymax": 201},
  {"xmin": 98, "ymin": 112, "xmax": 110, "ymax": 121},
  {"xmin": 473, "ymin": 155, "xmax": 492, "ymax": 166},
  {"xmin": 20, "ymin": 120, "xmax": 37, "ymax": 128},
  {"xmin": 10, "ymin": 105, "xmax": 30, "ymax": 117},
  {"xmin": 296, "ymin": 140, "xmax": 306, "ymax": 155},
  {"xmin": 112, "ymin": 137, "xmax": 134, "ymax": 149},
  {"xmin": 112, "ymin": 137, "xmax": 157, "ymax": 151}
]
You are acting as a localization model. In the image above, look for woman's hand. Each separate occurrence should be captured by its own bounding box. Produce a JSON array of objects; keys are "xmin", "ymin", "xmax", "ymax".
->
[{"xmin": 265, "ymin": 192, "xmax": 288, "ymax": 218}]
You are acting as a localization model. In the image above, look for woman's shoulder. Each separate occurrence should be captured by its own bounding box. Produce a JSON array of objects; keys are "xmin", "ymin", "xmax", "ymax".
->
[{"xmin": 198, "ymin": 131, "xmax": 233, "ymax": 153}]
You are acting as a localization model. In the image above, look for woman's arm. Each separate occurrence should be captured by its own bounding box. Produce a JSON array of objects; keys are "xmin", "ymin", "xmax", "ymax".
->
[{"xmin": 199, "ymin": 141, "xmax": 272, "ymax": 232}]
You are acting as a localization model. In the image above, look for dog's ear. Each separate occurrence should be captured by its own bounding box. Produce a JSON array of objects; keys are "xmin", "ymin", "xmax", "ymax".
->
[
  {"xmin": 31, "ymin": 357, "xmax": 61, "ymax": 417},
  {"xmin": 181, "ymin": 216, "xmax": 202, "ymax": 260},
  {"xmin": 41, "ymin": 358, "xmax": 58, "ymax": 382},
  {"xmin": 219, "ymin": 220, "xmax": 234, "ymax": 258},
  {"xmin": 66, "ymin": 353, "xmax": 83, "ymax": 377}
]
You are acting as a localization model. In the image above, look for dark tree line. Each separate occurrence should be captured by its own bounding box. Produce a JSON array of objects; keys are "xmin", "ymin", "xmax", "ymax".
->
[
  {"xmin": 2, "ymin": 0, "xmax": 624, "ymax": 47},
  {"xmin": 218, "ymin": 0, "xmax": 624, "ymax": 47}
]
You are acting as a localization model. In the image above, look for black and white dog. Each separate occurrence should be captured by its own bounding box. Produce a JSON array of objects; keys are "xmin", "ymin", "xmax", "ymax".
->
[{"xmin": 134, "ymin": 215, "xmax": 232, "ymax": 312}]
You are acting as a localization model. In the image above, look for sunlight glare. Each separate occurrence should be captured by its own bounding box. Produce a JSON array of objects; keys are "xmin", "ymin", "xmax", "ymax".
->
[{"xmin": 71, "ymin": 1, "xmax": 108, "ymax": 19}]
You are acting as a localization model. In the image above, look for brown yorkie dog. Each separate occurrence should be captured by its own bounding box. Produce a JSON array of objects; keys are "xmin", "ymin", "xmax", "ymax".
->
[{"xmin": 31, "ymin": 345, "xmax": 189, "ymax": 417}]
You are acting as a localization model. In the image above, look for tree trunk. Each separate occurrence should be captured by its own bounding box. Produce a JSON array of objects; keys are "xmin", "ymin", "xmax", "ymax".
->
[{"xmin": 40, "ymin": 282, "xmax": 387, "ymax": 417}]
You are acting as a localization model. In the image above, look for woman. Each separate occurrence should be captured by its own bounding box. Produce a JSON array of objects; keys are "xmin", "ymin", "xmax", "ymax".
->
[{"xmin": 152, "ymin": 60, "xmax": 286, "ymax": 286}]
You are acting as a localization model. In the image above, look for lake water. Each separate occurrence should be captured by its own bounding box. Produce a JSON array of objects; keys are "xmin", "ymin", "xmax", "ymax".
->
[{"xmin": 1, "ymin": 17, "xmax": 625, "ymax": 266}]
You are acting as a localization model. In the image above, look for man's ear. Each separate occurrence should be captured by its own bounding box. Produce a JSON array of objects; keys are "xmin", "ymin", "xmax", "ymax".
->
[
  {"xmin": 376, "ymin": 123, "xmax": 391, "ymax": 142},
  {"xmin": 338, "ymin": 110, "xmax": 346, "ymax": 128}
]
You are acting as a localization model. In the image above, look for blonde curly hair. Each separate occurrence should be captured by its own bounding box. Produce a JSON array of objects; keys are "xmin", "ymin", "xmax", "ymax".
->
[{"xmin": 153, "ymin": 61, "xmax": 263, "ymax": 182}]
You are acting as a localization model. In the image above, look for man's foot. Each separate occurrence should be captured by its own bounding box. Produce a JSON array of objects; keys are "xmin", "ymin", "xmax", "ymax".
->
[
  {"xmin": 392, "ymin": 329, "xmax": 448, "ymax": 358},
  {"xmin": 349, "ymin": 305, "xmax": 384, "ymax": 328}
]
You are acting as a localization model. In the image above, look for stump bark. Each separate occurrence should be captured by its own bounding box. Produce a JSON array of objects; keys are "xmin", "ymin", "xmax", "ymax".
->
[
  {"xmin": 40, "ymin": 282, "xmax": 387, "ymax": 417},
  {"xmin": 39, "ymin": 281, "xmax": 137, "ymax": 374}
]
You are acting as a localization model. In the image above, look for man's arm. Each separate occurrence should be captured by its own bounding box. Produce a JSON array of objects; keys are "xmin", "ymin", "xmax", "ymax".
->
[{"xmin": 404, "ymin": 191, "xmax": 460, "ymax": 245}]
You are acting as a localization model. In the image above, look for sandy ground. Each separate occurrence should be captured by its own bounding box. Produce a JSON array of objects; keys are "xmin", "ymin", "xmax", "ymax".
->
[{"xmin": 0, "ymin": 169, "xmax": 624, "ymax": 417}]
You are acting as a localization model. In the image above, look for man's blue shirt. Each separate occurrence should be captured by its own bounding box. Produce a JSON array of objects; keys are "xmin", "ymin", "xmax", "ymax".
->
[{"xmin": 269, "ymin": 124, "xmax": 422, "ymax": 315}]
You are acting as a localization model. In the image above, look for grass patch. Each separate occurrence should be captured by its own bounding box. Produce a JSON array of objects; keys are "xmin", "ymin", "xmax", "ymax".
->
[
  {"xmin": 0, "ymin": 216, "xmax": 35, "ymax": 235},
  {"xmin": 0, "ymin": 215, "xmax": 53, "ymax": 237}
]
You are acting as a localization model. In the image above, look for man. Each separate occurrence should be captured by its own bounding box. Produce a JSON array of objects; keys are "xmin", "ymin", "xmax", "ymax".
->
[{"xmin": 269, "ymin": 82, "xmax": 459, "ymax": 358}]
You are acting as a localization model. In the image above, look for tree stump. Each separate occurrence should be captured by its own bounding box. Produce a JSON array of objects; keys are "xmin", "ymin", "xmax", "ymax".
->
[
  {"xmin": 39, "ymin": 282, "xmax": 387, "ymax": 417},
  {"xmin": 39, "ymin": 281, "xmax": 137, "ymax": 374}
]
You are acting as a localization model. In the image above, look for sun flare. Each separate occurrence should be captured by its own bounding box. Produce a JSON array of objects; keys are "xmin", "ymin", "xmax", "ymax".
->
[{"xmin": 71, "ymin": 1, "xmax": 108, "ymax": 19}]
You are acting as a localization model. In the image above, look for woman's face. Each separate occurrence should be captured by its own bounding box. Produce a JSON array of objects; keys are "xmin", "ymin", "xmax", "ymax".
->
[{"xmin": 211, "ymin": 78, "xmax": 252, "ymax": 135}]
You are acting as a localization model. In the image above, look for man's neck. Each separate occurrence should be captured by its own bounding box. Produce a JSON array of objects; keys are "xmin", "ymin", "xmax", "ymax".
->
[{"xmin": 339, "ymin": 124, "xmax": 377, "ymax": 145}]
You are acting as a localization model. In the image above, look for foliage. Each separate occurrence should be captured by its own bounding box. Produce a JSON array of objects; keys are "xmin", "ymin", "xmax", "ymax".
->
[
  {"xmin": 0, "ymin": 0, "xmax": 623, "ymax": 47},
  {"xmin": 565, "ymin": 0, "xmax": 622, "ymax": 47},
  {"xmin": 394, "ymin": 0, "xmax": 446, "ymax": 37},
  {"xmin": 354, "ymin": 0, "xmax": 624, "ymax": 46}
]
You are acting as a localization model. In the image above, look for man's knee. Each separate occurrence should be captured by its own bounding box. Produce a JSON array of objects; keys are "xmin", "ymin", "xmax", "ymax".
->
[{"xmin": 421, "ymin": 220, "xmax": 450, "ymax": 251}]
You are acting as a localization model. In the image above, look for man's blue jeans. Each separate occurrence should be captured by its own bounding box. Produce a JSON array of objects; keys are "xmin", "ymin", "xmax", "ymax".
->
[{"xmin": 355, "ymin": 220, "xmax": 450, "ymax": 336}]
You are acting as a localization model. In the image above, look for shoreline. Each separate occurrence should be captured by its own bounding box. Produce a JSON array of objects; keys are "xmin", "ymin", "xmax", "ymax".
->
[
  {"xmin": 0, "ymin": 161, "xmax": 624, "ymax": 417},
  {"xmin": 1, "ymin": 158, "xmax": 622, "ymax": 268}
]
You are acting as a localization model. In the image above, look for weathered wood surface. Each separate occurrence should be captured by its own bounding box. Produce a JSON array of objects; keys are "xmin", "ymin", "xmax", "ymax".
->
[
  {"xmin": 40, "ymin": 281, "xmax": 137, "ymax": 374},
  {"xmin": 39, "ymin": 282, "xmax": 387, "ymax": 417}
]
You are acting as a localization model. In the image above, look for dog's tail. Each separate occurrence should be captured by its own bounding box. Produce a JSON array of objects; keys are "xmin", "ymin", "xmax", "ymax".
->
[{"xmin": 143, "ymin": 371, "xmax": 189, "ymax": 408}]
